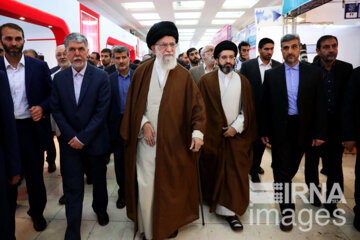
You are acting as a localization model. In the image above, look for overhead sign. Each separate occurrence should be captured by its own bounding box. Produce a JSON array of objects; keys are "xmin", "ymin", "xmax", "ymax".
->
[
  {"xmin": 282, "ymin": 0, "xmax": 312, "ymax": 15},
  {"xmin": 344, "ymin": 3, "xmax": 360, "ymax": 19},
  {"xmin": 255, "ymin": 6, "xmax": 283, "ymax": 26},
  {"xmin": 212, "ymin": 24, "xmax": 230, "ymax": 45}
]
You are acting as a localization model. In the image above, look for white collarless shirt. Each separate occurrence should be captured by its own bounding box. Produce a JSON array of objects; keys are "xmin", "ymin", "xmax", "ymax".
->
[
  {"xmin": 71, "ymin": 63, "xmax": 87, "ymax": 104},
  {"xmin": 258, "ymin": 57, "xmax": 272, "ymax": 83},
  {"xmin": 154, "ymin": 58, "xmax": 169, "ymax": 88},
  {"xmin": 4, "ymin": 55, "xmax": 31, "ymax": 119}
]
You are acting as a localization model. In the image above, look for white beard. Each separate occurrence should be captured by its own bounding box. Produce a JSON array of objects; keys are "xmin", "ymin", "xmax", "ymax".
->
[{"xmin": 155, "ymin": 48, "xmax": 177, "ymax": 70}]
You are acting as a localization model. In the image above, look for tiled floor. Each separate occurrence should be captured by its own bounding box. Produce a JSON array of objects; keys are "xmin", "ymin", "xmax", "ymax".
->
[{"xmin": 15, "ymin": 141, "xmax": 360, "ymax": 239}]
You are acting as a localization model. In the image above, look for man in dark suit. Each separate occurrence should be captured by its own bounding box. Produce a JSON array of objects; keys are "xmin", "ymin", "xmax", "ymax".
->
[
  {"xmin": 342, "ymin": 66, "xmax": 360, "ymax": 232},
  {"xmin": 51, "ymin": 32, "xmax": 111, "ymax": 240},
  {"xmin": 240, "ymin": 37, "xmax": 281, "ymax": 182},
  {"xmin": 108, "ymin": 46, "xmax": 133, "ymax": 209},
  {"xmin": 0, "ymin": 70, "xmax": 22, "ymax": 240},
  {"xmin": 261, "ymin": 34, "xmax": 327, "ymax": 231},
  {"xmin": 304, "ymin": 35, "xmax": 353, "ymax": 213},
  {"xmin": 0, "ymin": 23, "xmax": 52, "ymax": 232}
]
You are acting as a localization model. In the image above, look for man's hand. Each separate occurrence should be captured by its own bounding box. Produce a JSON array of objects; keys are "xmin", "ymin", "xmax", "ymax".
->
[
  {"xmin": 342, "ymin": 141, "xmax": 356, "ymax": 152},
  {"xmin": 190, "ymin": 137, "xmax": 203, "ymax": 152},
  {"xmin": 261, "ymin": 136, "xmax": 269, "ymax": 145},
  {"xmin": 29, "ymin": 106, "xmax": 43, "ymax": 122},
  {"xmin": 312, "ymin": 139, "xmax": 325, "ymax": 147},
  {"xmin": 143, "ymin": 122, "xmax": 155, "ymax": 147},
  {"xmin": 68, "ymin": 137, "xmax": 84, "ymax": 149},
  {"xmin": 222, "ymin": 126, "xmax": 237, "ymax": 137},
  {"xmin": 9, "ymin": 175, "xmax": 21, "ymax": 185}
]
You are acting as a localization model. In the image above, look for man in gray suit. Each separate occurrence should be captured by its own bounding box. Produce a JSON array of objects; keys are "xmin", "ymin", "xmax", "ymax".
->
[
  {"xmin": 190, "ymin": 45, "xmax": 217, "ymax": 84},
  {"xmin": 240, "ymin": 37, "xmax": 281, "ymax": 183}
]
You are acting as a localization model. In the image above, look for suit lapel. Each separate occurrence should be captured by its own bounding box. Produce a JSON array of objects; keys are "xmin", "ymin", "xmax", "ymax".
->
[
  {"xmin": 113, "ymin": 73, "xmax": 121, "ymax": 110},
  {"xmin": 78, "ymin": 65, "xmax": 92, "ymax": 106},
  {"xmin": 298, "ymin": 63, "xmax": 305, "ymax": 105},
  {"xmin": 24, "ymin": 56, "xmax": 32, "ymax": 101},
  {"xmin": 65, "ymin": 68, "xmax": 77, "ymax": 108},
  {"xmin": 254, "ymin": 57, "xmax": 262, "ymax": 86},
  {"xmin": 279, "ymin": 64, "xmax": 288, "ymax": 109}
]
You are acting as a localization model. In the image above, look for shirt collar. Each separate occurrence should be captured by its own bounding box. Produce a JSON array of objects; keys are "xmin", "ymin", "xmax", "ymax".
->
[
  {"xmin": 118, "ymin": 68, "xmax": 132, "ymax": 78},
  {"xmin": 258, "ymin": 56, "xmax": 272, "ymax": 67},
  {"xmin": 218, "ymin": 68, "xmax": 233, "ymax": 80},
  {"xmin": 284, "ymin": 61, "xmax": 299, "ymax": 71},
  {"xmin": 4, "ymin": 54, "xmax": 25, "ymax": 69},
  {"xmin": 203, "ymin": 62, "xmax": 215, "ymax": 72},
  {"xmin": 72, "ymin": 62, "xmax": 87, "ymax": 77}
]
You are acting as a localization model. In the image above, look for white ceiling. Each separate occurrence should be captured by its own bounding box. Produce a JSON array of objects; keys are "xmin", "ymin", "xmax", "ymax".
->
[{"xmin": 79, "ymin": 0, "xmax": 283, "ymax": 46}]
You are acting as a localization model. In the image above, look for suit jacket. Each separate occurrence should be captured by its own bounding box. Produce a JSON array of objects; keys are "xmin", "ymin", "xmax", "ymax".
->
[
  {"xmin": 240, "ymin": 57, "xmax": 281, "ymax": 123},
  {"xmin": 108, "ymin": 69, "xmax": 133, "ymax": 142},
  {"xmin": 0, "ymin": 56, "xmax": 53, "ymax": 149},
  {"xmin": 50, "ymin": 65, "xmax": 60, "ymax": 74},
  {"xmin": 51, "ymin": 64, "xmax": 111, "ymax": 155},
  {"xmin": 343, "ymin": 67, "xmax": 360, "ymax": 141},
  {"xmin": 105, "ymin": 63, "xmax": 137, "ymax": 75},
  {"xmin": 190, "ymin": 64, "xmax": 218, "ymax": 84},
  {"xmin": 261, "ymin": 62, "xmax": 327, "ymax": 146}
]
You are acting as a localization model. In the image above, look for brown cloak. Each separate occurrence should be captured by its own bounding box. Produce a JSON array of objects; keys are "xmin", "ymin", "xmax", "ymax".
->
[
  {"xmin": 198, "ymin": 70, "xmax": 257, "ymax": 215},
  {"xmin": 120, "ymin": 59, "xmax": 206, "ymax": 240}
]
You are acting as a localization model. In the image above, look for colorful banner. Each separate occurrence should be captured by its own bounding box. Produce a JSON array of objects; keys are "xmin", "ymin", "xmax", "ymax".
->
[{"xmin": 282, "ymin": 0, "xmax": 312, "ymax": 15}]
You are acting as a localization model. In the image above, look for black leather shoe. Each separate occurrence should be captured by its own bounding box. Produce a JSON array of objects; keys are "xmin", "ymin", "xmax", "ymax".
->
[
  {"xmin": 86, "ymin": 176, "xmax": 93, "ymax": 185},
  {"xmin": 48, "ymin": 162, "xmax": 56, "ymax": 173},
  {"xmin": 354, "ymin": 214, "xmax": 360, "ymax": 232},
  {"xmin": 116, "ymin": 197, "xmax": 126, "ymax": 209},
  {"xmin": 168, "ymin": 229, "xmax": 178, "ymax": 238},
  {"xmin": 324, "ymin": 204, "xmax": 338, "ymax": 217},
  {"xmin": 97, "ymin": 211, "xmax": 109, "ymax": 226},
  {"xmin": 257, "ymin": 166, "xmax": 265, "ymax": 175},
  {"xmin": 251, "ymin": 174, "xmax": 260, "ymax": 183},
  {"xmin": 280, "ymin": 216, "xmax": 293, "ymax": 232},
  {"xmin": 320, "ymin": 168, "xmax": 328, "ymax": 176},
  {"xmin": 32, "ymin": 215, "xmax": 47, "ymax": 231},
  {"xmin": 225, "ymin": 216, "xmax": 243, "ymax": 231},
  {"xmin": 58, "ymin": 195, "xmax": 66, "ymax": 205}
]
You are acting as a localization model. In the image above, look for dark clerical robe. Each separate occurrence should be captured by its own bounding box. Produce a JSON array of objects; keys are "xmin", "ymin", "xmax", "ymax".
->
[
  {"xmin": 120, "ymin": 58, "xmax": 206, "ymax": 240},
  {"xmin": 198, "ymin": 70, "xmax": 257, "ymax": 216}
]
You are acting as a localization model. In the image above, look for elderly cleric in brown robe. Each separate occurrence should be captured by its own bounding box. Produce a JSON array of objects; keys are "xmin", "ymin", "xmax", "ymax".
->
[
  {"xmin": 120, "ymin": 21, "xmax": 206, "ymax": 240},
  {"xmin": 198, "ymin": 40, "xmax": 257, "ymax": 232}
]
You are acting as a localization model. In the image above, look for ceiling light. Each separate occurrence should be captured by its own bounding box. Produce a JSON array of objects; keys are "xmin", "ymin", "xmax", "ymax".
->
[
  {"xmin": 204, "ymin": 28, "xmax": 219, "ymax": 33},
  {"xmin": 179, "ymin": 32, "xmax": 194, "ymax": 36},
  {"xmin": 139, "ymin": 20, "xmax": 159, "ymax": 26},
  {"xmin": 179, "ymin": 36, "xmax": 193, "ymax": 40},
  {"xmin": 175, "ymin": 12, "xmax": 201, "ymax": 19},
  {"xmin": 173, "ymin": 1, "xmax": 205, "ymax": 10},
  {"xmin": 216, "ymin": 11, "xmax": 245, "ymax": 18},
  {"xmin": 203, "ymin": 32, "xmax": 215, "ymax": 36},
  {"xmin": 176, "ymin": 20, "xmax": 199, "ymax": 25},
  {"xmin": 122, "ymin": 2, "xmax": 155, "ymax": 10},
  {"xmin": 178, "ymin": 28, "xmax": 195, "ymax": 33},
  {"xmin": 132, "ymin": 13, "xmax": 160, "ymax": 20},
  {"xmin": 222, "ymin": 0, "xmax": 259, "ymax": 9},
  {"xmin": 211, "ymin": 19, "xmax": 236, "ymax": 25},
  {"xmin": 19, "ymin": 17, "xmax": 25, "ymax": 20}
]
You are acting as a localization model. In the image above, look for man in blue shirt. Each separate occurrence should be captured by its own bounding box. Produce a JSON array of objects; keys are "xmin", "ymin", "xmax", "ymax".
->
[
  {"xmin": 108, "ymin": 46, "xmax": 133, "ymax": 209},
  {"xmin": 261, "ymin": 34, "xmax": 327, "ymax": 232}
]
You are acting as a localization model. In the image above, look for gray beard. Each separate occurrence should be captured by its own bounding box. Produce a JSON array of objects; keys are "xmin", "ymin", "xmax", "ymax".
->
[
  {"xmin": 219, "ymin": 65, "xmax": 233, "ymax": 74},
  {"xmin": 156, "ymin": 52, "xmax": 177, "ymax": 70}
]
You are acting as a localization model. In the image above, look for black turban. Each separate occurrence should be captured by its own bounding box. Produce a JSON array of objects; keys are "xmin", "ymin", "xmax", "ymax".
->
[
  {"xmin": 146, "ymin": 21, "xmax": 179, "ymax": 49},
  {"xmin": 214, "ymin": 40, "xmax": 238, "ymax": 59}
]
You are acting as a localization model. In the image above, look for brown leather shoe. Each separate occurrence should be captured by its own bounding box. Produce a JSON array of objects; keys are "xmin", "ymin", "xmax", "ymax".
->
[{"xmin": 280, "ymin": 216, "xmax": 293, "ymax": 232}]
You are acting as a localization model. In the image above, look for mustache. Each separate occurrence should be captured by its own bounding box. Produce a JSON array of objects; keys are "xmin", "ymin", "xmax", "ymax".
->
[{"xmin": 74, "ymin": 57, "xmax": 82, "ymax": 61}]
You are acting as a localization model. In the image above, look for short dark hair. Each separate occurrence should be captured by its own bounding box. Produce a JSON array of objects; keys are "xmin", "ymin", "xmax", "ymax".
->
[
  {"xmin": 258, "ymin": 38, "xmax": 274, "ymax": 49},
  {"xmin": 198, "ymin": 47, "xmax": 203, "ymax": 59},
  {"xmin": 0, "ymin": 23, "xmax": 25, "ymax": 39},
  {"xmin": 316, "ymin": 35, "xmax": 338, "ymax": 49},
  {"xmin": 91, "ymin": 52, "xmax": 100, "ymax": 60},
  {"xmin": 112, "ymin": 46, "xmax": 129, "ymax": 57},
  {"xmin": 133, "ymin": 59, "xmax": 141, "ymax": 64},
  {"xmin": 186, "ymin": 47, "xmax": 197, "ymax": 57},
  {"xmin": 101, "ymin": 48, "xmax": 112, "ymax": 57},
  {"xmin": 178, "ymin": 53, "xmax": 184, "ymax": 58},
  {"xmin": 281, "ymin": 34, "xmax": 300, "ymax": 46},
  {"xmin": 23, "ymin": 49, "xmax": 38, "ymax": 58},
  {"xmin": 238, "ymin": 41, "xmax": 250, "ymax": 50}
]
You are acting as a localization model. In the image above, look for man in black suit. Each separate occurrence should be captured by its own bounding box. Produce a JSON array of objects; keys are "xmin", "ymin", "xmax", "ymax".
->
[
  {"xmin": 51, "ymin": 33, "xmax": 111, "ymax": 239},
  {"xmin": 240, "ymin": 37, "xmax": 281, "ymax": 182},
  {"xmin": 0, "ymin": 70, "xmax": 22, "ymax": 240},
  {"xmin": 261, "ymin": 34, "xmax": 327, "ymax": 231},
  {"xmin": 0, "ymin": 23, "xmax": 52, "ymax": 232},
  {"xmin": 304, "ymin": 35, "xmax": 353, "ymax": 213},
  {"xmin": 342, "ymin": 66, "xmax": 360, "ymax": 232},
  {"xmin": 108, "ymin": 46, "xmax": 133, "ymax": 209}
]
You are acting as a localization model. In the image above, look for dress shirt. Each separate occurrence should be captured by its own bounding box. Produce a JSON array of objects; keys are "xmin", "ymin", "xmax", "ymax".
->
[
  {"xmin": 203, "ymin": 63, "xmax": 216, "ymax": 74},
  {"xmin": 118, "ymin": 69, "xmax": 132, "ymax": 114},
  {"xmin": 258, "ymin": 57, "xmax": 272, "ymax": 83},
  {"xmin": 154, "ymin": 58, "xmax": 169, "ymax": 88},
  {"xmin": 235, "ymin": 57, "xmax": 245, "ymax": 71},
  {"xmin": 218, "ymin": 69, "xmax": 233, "ymax": 89},
  {"xmin": 285, "ymin": 62, "xmax": 300, "ymax": 115},
  {"xmin": 71, "ymin": 63, "xmax": 87, "ymax": 104},
  {"xmin": 4, "ymin": 55, "xmax": 31, "ymax": 119},
  {"xmin": 318, "ymin": 60, "xmax": 336, "ymax": 114}
]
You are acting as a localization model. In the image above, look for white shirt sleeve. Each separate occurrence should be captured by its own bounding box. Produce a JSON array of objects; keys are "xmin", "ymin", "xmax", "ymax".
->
[
  {"xmin": 231, "ymin": 114, "xmax": 245, "ymax": 133},
  {"xmin": 139, "ymin": 115, "xmax": 150, "ymax": 138},
  {"xmin": 192, "ymin": 130, "xmax": 204, "ymax": 140}
]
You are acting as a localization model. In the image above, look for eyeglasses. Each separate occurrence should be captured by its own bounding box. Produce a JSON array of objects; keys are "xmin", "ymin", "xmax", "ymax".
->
[
  {"xmin": 156, "ymin": 42, "xmax": 177, "ymax": 50},
  {"xmin": 219, "ymin": 55, "xmax": 235, "ymax": 61}
]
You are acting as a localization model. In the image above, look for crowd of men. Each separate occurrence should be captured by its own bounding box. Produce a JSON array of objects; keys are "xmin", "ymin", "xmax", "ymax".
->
[{"xmin": 0, "ymin": 20, "xmax": 359, "ymax": 240}]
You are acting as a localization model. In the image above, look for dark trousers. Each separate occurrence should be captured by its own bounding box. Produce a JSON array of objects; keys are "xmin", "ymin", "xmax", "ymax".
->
[
  {"xmin": 355, "ymin": 143, "xmax": 360, "ymax": 215},
  {"xmin": 113, "ymin": 136, "xmax": 125, "ymax": 199},
  {"xmin": 304, "ymin": 146, "xmax": 320, "ymax": 187},
  {"xmin": 45, "ymin": 135, "xmax": 56, "ymax": 164},
  {"xmin": 271, "ymin": 116, "xmax": 305, "ymax": 215},
  {"xmin": 59, "ymin": 137, "xmax": 108, "ymax": 240},
  {"xmin": 250, "ymin": 138, "xmax": 266, "ymax": 175}
]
